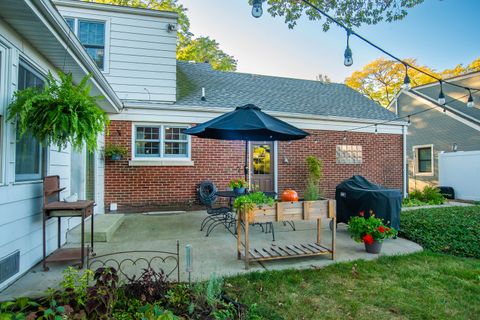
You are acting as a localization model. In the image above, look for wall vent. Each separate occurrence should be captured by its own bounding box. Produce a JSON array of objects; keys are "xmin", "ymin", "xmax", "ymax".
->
[{"xmin": 0, "ymin": 251, "xmax": 20, "ymax": 284}]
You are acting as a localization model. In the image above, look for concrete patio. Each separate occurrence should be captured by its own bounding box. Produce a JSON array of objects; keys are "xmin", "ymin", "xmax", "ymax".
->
[{"xmin": 0, "ymin": 211, "xmax": 422, "ymax": 300}]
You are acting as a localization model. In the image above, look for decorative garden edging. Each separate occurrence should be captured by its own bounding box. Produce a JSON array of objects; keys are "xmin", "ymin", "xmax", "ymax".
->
[{"xmin": 237, "ymin": 200, "xmax": 336, "ymax": 269}]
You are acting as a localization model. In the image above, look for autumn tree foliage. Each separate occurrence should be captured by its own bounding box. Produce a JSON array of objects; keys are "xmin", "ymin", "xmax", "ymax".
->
[{"xmin": 345, "ymin": 57, "xmax": 480, "ymax": 107}]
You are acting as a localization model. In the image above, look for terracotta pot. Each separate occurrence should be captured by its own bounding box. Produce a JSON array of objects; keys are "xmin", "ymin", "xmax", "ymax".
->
[
  {"xmin": 281, "ymin": 189, "xmax": 299, "ymax": 202},
  {"xmin": 365, "ymin": 241, "xmax": 382, "ymax": 254}
]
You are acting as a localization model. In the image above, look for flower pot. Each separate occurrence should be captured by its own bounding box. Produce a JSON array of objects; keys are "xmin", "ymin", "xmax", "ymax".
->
[
  {"xmin": 111, "ymin": 154, "xmax": 122, "ymax": 161},
  {"xmin": 234, "ymin": 187, "xmax": 245, "ymax": 194},
  {"xmin": 365, "ymin": 241, "xmax": 382, "ymax": 254}
]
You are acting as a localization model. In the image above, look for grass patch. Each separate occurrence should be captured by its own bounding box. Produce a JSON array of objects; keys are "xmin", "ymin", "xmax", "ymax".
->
[
  {"xmin": 226, "ymin": 252, "xmax": 480, "ymax": 320},
  {"xmin": 400, "ymin": 206, "xmax": 480, "ymax": 258}
]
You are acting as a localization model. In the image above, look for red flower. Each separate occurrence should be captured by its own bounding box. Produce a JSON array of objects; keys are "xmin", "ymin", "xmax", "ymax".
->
[
  {"xmin": 359, "ymin": 211, "xmax": 365, "ymax": 217},
  {"xmin": 362, "ymin": 234, "xmax": 374, "ymax": 245},
  {"xmin": 378, "ymin": 226, "xmax": 385, "ymax": 233}
]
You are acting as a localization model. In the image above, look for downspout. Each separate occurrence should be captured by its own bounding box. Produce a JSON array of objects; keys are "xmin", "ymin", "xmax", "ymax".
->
[{"xmin": 402, "ymin": 125, "xmax": 408, "ymax": 198}]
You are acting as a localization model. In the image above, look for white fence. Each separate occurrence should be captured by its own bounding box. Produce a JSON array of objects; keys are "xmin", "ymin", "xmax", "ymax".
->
[{"xmin": 439, "ymin": 150, "xmax": 480, "ymax": 201}]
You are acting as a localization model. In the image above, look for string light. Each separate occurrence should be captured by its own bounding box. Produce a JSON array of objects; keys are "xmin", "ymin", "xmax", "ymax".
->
[
  {"xmin": 402, "ymin": 64, "xmax": 411, "ymax": 90},
  {"xmin": 407, "ymin": 115, "xmax": 411, "ymax": 124},
  {"xmin": 467, "ymin": 89, "xmax": 475, "ymax": 108},
  {"xmin": 344, "ymin": 30, "xmax": 353, "ymax": 67},
  {"xmin": 343, "ymin": 131, "xmax": 347, "ymax": 142},
  {"xmin": 251, "ymin": 0, "xmax": 263, "ymax": 18},
  {"xmin": 438, "ymin": 81, "xmax": 446, "ymax": 105}
]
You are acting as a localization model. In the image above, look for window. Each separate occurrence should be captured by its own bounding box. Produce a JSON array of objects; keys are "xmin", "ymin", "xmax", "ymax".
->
[
  {"xmin": 65, "ymin": 17, "xmax": 106, "ymax": 70},
  {"xmin": 336, "ymin": 145, "xmax": 363, "ymax": 164},
  {"xmin": 415, "ymin": 146, "xmax": 433, "ymax": 174},
  {"xmin": 134, "ymin": 125, "xmax": 189, "ymax": 159},
  {"xmin": 15, "ymin": 62, "xmax": 44, "ymax": 182}
]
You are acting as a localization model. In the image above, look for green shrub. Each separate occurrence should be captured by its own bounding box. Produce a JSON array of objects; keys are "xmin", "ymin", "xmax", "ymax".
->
[
  {"xmin": 304, "ymin": 156, "xmax": 323, "ymax": 200},
  {"xmin": 404, "ymin": 186, "xmax": 445, "ymax": 207},
  {"xmin": 400, "ymin": 206, "xmax": 480, "ymax": 258},
  {"xmin": 304, "ymin": 179, "xmax": 320, "ymax": 201}
]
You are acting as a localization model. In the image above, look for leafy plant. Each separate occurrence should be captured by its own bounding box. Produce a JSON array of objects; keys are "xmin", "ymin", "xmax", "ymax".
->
[
  {"xmin": 304, "ymin": 155, "xmax": 323, "ymax": 201},
  {"xmin": 165, "ymin": 284, "xmax": 191, "ymax": 311},
  {"xmin": 403, "ymin": 186, "xmax": 445, "ymax": 207},
  {"xmin": 85, "ymin": 267, "xmax": 119, "ymax": 319},
  {"xmin": 59, "ymin": 266, "xmax": 94, "ymax": 308},
  {"xmin": 104, "ymin": 143, "xmax": 128, "ymax": 159},
  {"xmin": 122, "ymin": 268, "xmax": 170, "ymax": 303},
  {"xmin": 228, "ymin": 178, "xmax": 247, "ymax": 189},
  {"xmin": 7, "ymin": 71, "xmax": 109, "ymax": 152},
  {"xmin": 233, "ymin": 192, "xmax": 275, "ymax": 212},
  {"xmin": 348, "ymin": 212, "xmax": 397, "ymax": 244}
]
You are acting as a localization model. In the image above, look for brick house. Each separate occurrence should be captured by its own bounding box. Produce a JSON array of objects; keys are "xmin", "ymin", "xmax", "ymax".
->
[{"xmin": 50, "ymin": 0, "xmax": 407, "ymax": 212}]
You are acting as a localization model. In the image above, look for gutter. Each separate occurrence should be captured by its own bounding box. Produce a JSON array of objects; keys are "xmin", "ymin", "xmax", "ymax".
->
[
  {"xmin": 123, "ymin": 102, "xmax": 408, "ymax": 127},
  {"xmin": 29, "ymin": 0, "xmax": 123, "ymax": 113}
]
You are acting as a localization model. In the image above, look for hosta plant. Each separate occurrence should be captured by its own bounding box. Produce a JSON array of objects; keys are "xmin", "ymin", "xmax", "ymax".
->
[
  {"xmin": 348, "ymin": 211, "xmax": 397, "ymax": 245},
  {"xmin": 7, "ymin": 71, "xmax": 109, "ymax": 152}
]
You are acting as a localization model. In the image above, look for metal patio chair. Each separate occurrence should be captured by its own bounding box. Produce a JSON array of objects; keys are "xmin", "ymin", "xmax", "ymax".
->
[{"xmin": 198, "ymin": 181, "xmax": 232, "ymax": 236}]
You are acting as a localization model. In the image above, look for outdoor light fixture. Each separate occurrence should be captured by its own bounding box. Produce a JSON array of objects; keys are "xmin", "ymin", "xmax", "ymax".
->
[
  {"xmin": 343, "ymin": 30, "xmax": 353, "ymax": 67},
  {"xmin": 407, "ymin": 115, "xmax": 411, "ymax": 125},
  {"xmin": 251, "ymin": 0, "xmax": 263, "ymax": 18},
  {"xmin": 402, "ymin": 65, "xmax": 411, "ymax": 90},
  {"xmin": 374, "ymin": 124, "xmax": 378, "ymax": 134},
  {"xmin": 438, "ymin": 81, "xmax": 446, "ymax": 105},
  {"xmin": 467, "ymin": 89, "xmax": 475, "ymax": 108},
  {"xmin": 452, "ymin": 143, "xmax": 458, "ymax": 152}
]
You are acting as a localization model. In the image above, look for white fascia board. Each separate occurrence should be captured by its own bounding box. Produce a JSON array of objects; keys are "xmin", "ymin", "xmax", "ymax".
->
[
  {"xmin": 113, "ymin": 104, "xmax": 406, "ymax": 134},
  {"xmin": 403, "ymin": 90, "xmax": 480, "ymax": 131},
  {"xmin": 53, "ymin": 0, "xmax": 178, "ymax": 20},
  {"xmin": 29, "ymin": 0, "xmax": 122, "ymax": 113}
]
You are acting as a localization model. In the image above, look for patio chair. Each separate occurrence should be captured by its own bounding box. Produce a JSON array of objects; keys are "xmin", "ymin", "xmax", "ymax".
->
[{"xmin": 197, "ymin": 181, "xmax": 232, "ymax": 236}]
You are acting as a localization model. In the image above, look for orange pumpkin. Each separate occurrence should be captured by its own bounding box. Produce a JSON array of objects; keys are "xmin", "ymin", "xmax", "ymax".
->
[{"xmin": 281, "ymin": 189, "xmax": 299, "ymax": 202}]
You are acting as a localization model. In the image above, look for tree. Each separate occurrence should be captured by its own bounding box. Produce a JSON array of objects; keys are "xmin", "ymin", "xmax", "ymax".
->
[
  {"xmin": 264, "ymin": 0, "xmax": 425, "ymax": 31},
  {"xmin": 177, "ymin": 37, "xmax": 237, "ymax": 71},
  {"xmin": 344, "ymin": 57, "xmax": 480, "ymax": 107},
  {"xmin": 86, "ymin": 0, "xmax": 236, "ymax": 71}
]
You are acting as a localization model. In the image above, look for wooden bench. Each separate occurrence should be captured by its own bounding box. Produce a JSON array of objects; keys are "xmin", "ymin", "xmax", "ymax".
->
[{"xmin": 236, "ymin": 199, "xmax": 336, "ymax": 269}]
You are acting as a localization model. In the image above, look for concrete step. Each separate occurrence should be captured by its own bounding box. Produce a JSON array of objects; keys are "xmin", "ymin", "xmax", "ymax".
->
[{"xmin": 67, "ymin": 214, "xmax": 125, "ymax": 243}]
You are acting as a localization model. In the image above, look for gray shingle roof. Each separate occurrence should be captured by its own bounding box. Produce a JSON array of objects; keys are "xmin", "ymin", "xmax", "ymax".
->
[{"xmin": 176, "ymin": 61, "xmax": 397, "ymax": 121}]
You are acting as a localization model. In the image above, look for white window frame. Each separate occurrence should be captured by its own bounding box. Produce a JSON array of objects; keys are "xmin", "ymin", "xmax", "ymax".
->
[
  {"xmin": 0, "ymin": 42, "xmax": 9, "ymax": 185},
  {"xmin": 413, "ymin": 144, "xmax": 434, "ymax": 176},
  {"xmin": 63, "ymin": 14, "xmax": 110, "ymax": 73},
  {"xmin": 131, "ymin": 123, "xmax": 191, "ymax": 161},
  {"xmin": 14, "ymin": 60, "xmax": 46, "ymax": 182}
]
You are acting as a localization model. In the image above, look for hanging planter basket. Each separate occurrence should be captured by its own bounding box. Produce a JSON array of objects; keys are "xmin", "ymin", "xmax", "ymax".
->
[{"xmin": 7, "ymin": 71, "xmax": 109, "ymax": 152}]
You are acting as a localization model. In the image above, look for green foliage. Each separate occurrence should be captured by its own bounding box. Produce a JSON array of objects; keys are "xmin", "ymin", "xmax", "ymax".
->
[
  {"xmin": 265, "ymin": 0, "xmax": 424, "ymax": 31},
  {"xmin": 233, "ymin": 192, "xmax": 275, "ymax": 211},
  {"xmin": 403, "ymin": 185, "xmax": 445, "ymax": 207},
  {"xmin": 304, "ymin": 155, "xmax": 323, "ymax": 201},
  {"xmin": 104, "ymin": 143, "xmax": 128, "ymax": 158},
  {"xmin": 304, "ymin": 179, "xmax": 320, "ymax": 201},
  {"xmin": 400, "ymin": 206, "xmax": 480, "ymax": 258},
  {"xmin": 165, "ymin": 284, "xmax": 191, "ymax": 311},
  {"xmin": 348, "ymin": 214, "xmax": 397, "ymax": 243},
  {"xmin": 228, "ymin": 178, "xmax": 247, "ymax": 189},
  {"xmin": 60, "ymin": 266, "xmax": 94, "ymax": 308},
  {"xmin": 7, "ymin": 71, "xmax": 108, "ymax": 152}
]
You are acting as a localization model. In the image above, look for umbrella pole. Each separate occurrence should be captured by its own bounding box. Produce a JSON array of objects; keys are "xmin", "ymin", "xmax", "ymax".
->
[{"xmin": 245, "ymin": 141, "xmax": 248, "ymax": 187}]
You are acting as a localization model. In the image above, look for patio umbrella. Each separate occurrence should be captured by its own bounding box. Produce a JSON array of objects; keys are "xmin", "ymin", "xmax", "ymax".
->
[{"xmin": 183, "ymin": 104, "xmax": 309, "ymax": 182}]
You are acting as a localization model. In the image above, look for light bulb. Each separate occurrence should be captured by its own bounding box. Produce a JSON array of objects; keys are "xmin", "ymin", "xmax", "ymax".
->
[
  {"xmin": 438, "ymin": 89, "xmax": 446, "ymax": 105},
  {"xmin": 467, "ymin": 92, "xmax": 474, "ymax": 108},
  {"xmin": 402, "ymin": 74, "xmax": 411, "ymax": 90},
  {"xmin": 251, "ymin": 0, "xmax": 263, "ymax": 18},
  {"xmin": 344, "ymin": 46, "xmax": 353, "ymax": 67}
]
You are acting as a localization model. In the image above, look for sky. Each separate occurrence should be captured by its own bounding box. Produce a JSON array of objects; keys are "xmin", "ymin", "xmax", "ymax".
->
[{"xmin": 177, "ymin": 0, "xmax": 480, "ymax": 83}]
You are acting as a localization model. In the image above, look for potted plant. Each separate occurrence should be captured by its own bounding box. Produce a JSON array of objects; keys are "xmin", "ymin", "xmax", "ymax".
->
[
  {"xmin": 7, "ymin": 71, "xmax": 109, "ymax": 152},
  {"xmin": 347, "ymin": 211, "xmax": 397, "ymax": 254},
  {"xmin": 233, "ymin": 191, "xmax": 275, "ymax": 221},
  {"xmin": 104, "ymin": 143, "xmax": 128, "ymax": 161},
  {"xmin": 304, "ymin": 155, "xmax": 323, "ymax": 201},
  {"xmin": 229, "ymin": 178, "xmax": 247, "ymax": 194}
]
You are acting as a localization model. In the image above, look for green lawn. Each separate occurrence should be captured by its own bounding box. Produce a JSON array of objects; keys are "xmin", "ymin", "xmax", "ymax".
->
[
  {"xmin": 226, "ymin": 252, "xmax": 480, "ymax": 320},
  {"xmin": 226, "ymin": 206, "xmax": 480, "ymax": 319}
]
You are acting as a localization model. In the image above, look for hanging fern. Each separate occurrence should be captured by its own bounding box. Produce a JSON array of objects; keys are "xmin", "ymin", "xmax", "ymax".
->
[{"xmin": 7, "ymin": 71, "xmax": 109, "ymax": 152}]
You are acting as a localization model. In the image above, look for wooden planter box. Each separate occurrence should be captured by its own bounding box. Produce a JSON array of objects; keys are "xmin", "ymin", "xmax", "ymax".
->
[{"xmin": 237, "ymin": 199, "xmax": 336, "ymax": 269}]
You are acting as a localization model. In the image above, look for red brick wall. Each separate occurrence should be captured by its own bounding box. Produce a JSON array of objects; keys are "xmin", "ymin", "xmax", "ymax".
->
[{"xmin": 105, "ymin": 121, "xmax": 403, "ymax": 210}]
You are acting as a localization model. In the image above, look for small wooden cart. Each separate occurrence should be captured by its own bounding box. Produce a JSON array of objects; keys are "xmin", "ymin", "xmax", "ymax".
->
[
  {"xmin": 237, "ymin": 199, "xmax": 336, "ymax": 269},
  {"xmin": 42, "ymin": 176, "xmax": 95, "ymax": 271}
]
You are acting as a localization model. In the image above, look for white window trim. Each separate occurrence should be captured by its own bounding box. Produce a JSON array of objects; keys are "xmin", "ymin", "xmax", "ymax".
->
[
  {"xmin": 413, "ymin": 144, "xmax": 434, "ymax": 176},
  {"xmin": 63, "ymin": 14, "xmax": 110, "ymax": 73},
  {"xmin": 130, "ymin": 123, "xmax": 192, "ymax": 165},
  {"xmin": 0, "ymin": 41, "xmax": 9, "ymax": 185}
]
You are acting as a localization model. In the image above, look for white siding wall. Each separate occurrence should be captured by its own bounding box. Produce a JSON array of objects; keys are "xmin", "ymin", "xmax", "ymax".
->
[
  {"xmin": 56, "ymin": 5, "xmax": 177, "ymax": 103},
  {"xmin": 0, "ymin": 17, "xmax": 102, "ymax": 291},
  {"xmin": 439, "ymin": 151, "xmax": 480, "ymax": 201}
]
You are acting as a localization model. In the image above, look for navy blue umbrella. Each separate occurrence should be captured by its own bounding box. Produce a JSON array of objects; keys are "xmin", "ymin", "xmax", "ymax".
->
[{"xmin": 183, "ymin": 104, "xmax": 309, "ymax": 180}]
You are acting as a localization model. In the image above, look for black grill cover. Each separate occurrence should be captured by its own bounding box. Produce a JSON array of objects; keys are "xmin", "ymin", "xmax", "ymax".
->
[{"xmin": 335, "ymin": 176, "xmax": 401, "ymax": 230}]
